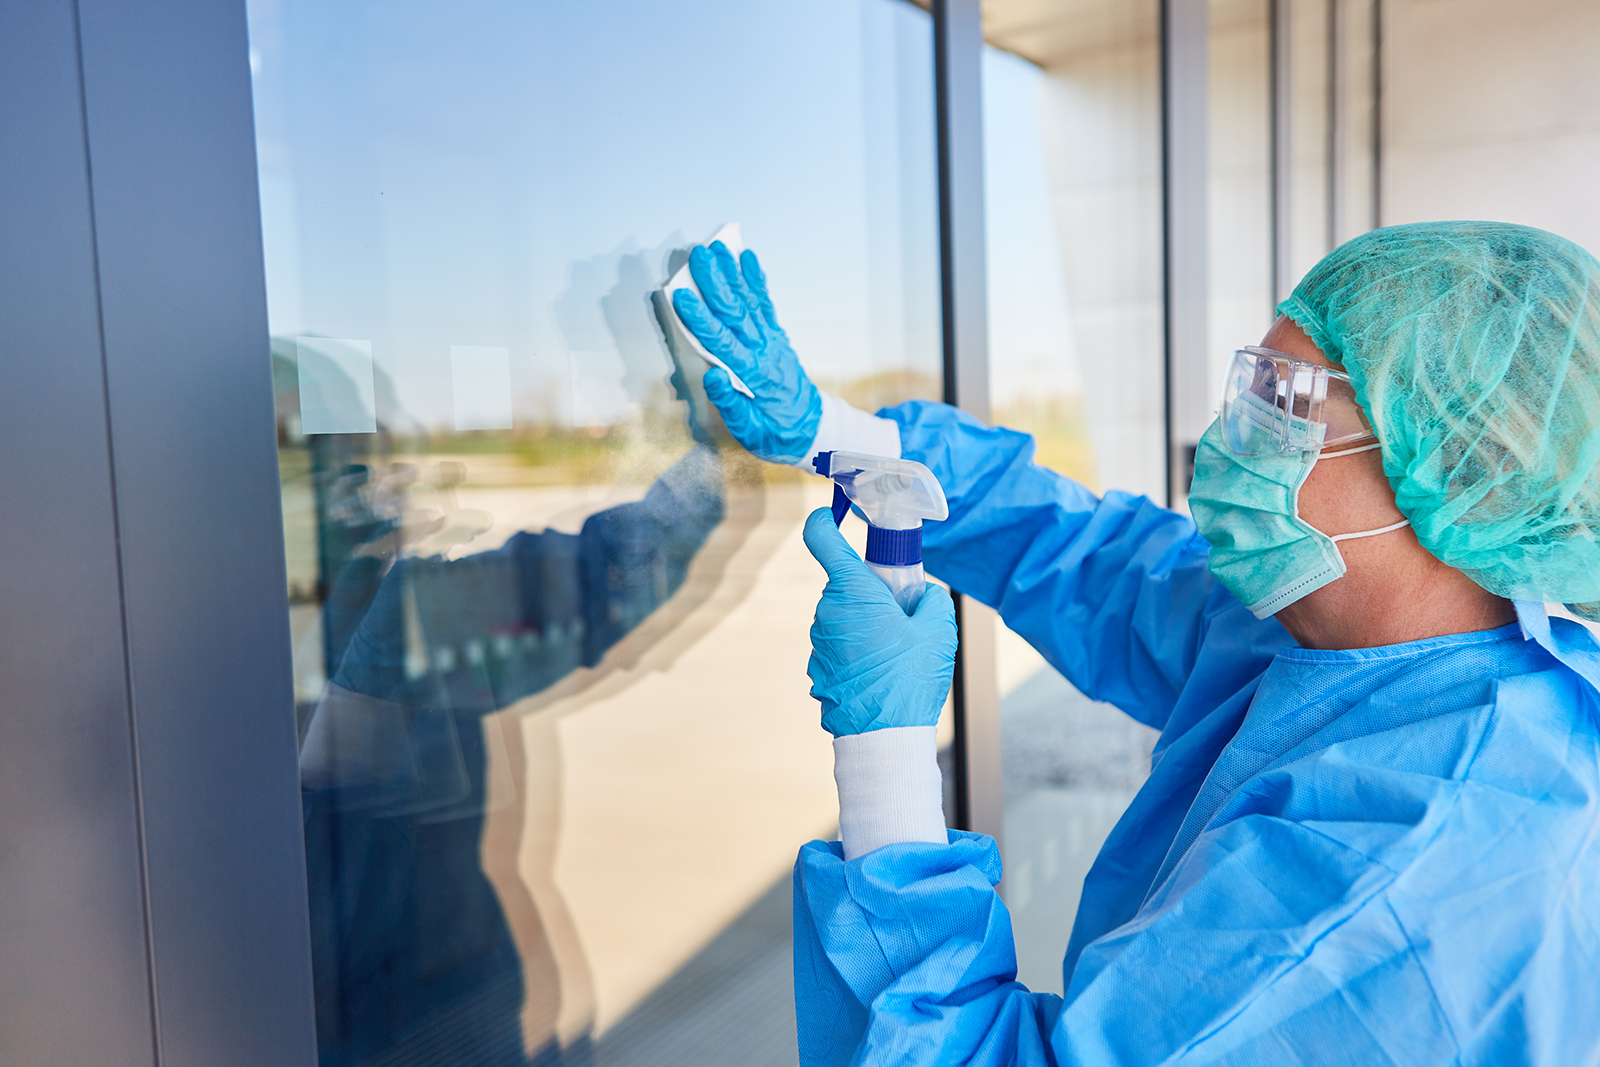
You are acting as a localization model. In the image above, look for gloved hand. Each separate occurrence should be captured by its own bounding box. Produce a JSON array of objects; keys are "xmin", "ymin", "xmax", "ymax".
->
[
  {"xmin": 671, "ymin": 242, "xmax": 823, "ymax": 464},
  {"xmin": 803, "ymin": 508, "xmax": 957, "ymax": 737}
]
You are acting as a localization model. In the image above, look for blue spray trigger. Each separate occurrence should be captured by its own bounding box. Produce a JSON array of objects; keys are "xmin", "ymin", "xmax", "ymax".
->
[
  {"xmin": 813, "ymin": 449, "xmax": 947, "ymax": 614},
  {"xmin": 831, "ymin": 483, "xmax": 851, "ymax": 527},
  {"xmin": 814, "ymin": 452, "xmax": 853, "ymax": 526}
]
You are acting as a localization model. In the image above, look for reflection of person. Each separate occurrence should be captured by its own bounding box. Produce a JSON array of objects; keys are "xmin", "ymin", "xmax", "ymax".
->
[
  {"xmin": 674, "ymin": 223, "xmax": 1600, "ymax": 1064},
  {"xmin": 298, "ymin": 443, "xmax": 725, "ymax": 1067}
]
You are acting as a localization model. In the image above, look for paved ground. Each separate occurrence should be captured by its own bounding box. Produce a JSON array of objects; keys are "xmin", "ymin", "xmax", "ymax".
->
[
  {"xmin": 1000, "ymin": 661, "xmax": 1157, "ymax": 994},
  {"xmin": 588, "ymin": 875, "xmax": 797, "ymax": 1067},
  {"xmin": 1002, "ymin": 663, "xmax": 1157, "ymax": 794}
]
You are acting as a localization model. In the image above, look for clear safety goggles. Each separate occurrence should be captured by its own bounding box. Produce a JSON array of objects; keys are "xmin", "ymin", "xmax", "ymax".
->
[{"xmin": 1220, "ymin": 346, "xmax": 1377, "ymax": 456}]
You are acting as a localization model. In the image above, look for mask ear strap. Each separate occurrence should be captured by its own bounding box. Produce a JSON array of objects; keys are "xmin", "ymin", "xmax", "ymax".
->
[
  {"xmin": 1328, "ymin": 518, "xmax": 1411, "ymax": 543},
  {"xmin": 1319, "ymin": 441, "xmax": 1383, "ymax": 460}
]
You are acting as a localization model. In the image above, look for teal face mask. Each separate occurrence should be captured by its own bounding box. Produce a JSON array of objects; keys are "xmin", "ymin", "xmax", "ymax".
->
[{"xmin": 1189, "ymin": 419, "xmax": 1410, "ymax": 619}]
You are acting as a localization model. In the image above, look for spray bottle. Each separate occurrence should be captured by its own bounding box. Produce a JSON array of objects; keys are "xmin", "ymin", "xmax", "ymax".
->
[{"xmin": 814, "ymin": 450, "xmax": 949, "ymax": 614}]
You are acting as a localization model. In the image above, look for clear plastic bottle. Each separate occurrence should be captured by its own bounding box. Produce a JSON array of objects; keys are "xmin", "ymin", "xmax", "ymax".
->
[
  {"xmin": 866, "ymin": 560, "xmax": 927, "ymax": 615},
  {"xmin": 814, "ymin": 451, "xmax": 949, "ymax": 614}
]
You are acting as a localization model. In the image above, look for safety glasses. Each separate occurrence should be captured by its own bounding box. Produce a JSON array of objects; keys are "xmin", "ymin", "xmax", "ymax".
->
[{"xmin": 1220, "ymin": 346, "xmax": 1377, "ymax": 456}]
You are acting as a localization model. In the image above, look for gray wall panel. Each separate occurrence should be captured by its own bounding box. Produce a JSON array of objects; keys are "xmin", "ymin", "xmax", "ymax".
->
[
  {"xmin": 0, "ymin": 0, "xmax": 157, "ymax": 1063},
  {"xmin": 73, "ymin": 0, "xmax": 317, "ymax": 1062}
]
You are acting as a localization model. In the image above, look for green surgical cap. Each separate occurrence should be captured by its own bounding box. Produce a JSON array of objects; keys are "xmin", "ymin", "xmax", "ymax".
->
[{"xmin": 1279, "ymin": 220, "xmax": 1600, "ymax": 618}]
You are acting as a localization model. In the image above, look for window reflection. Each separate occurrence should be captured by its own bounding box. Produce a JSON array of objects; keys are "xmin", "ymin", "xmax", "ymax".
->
[
  {"xmin": 290, "ymin": 322, "xmax": 728, "ymax": 1064},
  {"xmin": 251, "ymin": 0, "xmax": 940, "ymax": 1062}
]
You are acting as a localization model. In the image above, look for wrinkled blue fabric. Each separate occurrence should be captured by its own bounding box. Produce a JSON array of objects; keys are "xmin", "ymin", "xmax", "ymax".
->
[{"xmin": 795, "ymin": 399, "xmax": 1600, "ymax": 1066}]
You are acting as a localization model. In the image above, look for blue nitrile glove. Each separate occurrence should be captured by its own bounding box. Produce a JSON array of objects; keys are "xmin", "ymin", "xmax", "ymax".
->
[
  {"xmin": 671, "ymin": 242, "xmax": 823, "ymax": 464},
  {"xmin": 802, "ymin": 508, "xmax": 957, "ymax": 737}
]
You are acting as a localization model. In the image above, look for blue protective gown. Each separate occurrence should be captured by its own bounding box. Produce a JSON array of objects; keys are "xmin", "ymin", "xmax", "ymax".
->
[{"xmin": 794, "ymin": 400, "xmax": 1600, "ymax": 1066}]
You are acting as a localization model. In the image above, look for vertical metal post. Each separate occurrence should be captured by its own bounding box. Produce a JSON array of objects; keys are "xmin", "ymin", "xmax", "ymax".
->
[
  {"xmin": 0, "ymin": 2, "xmax": 160, "ymax": 1060},
  {"xmin": 935, "ymin": 0, "xmax": 992, "ymax": 422},
  {"xmin": 1, "ymin": 0, "xmax": 316, "ymax": 1061},
  {"xmin": 1372, "ymin": 0, "xmax": 1384, "ymax": 229},
  {"xmin": 1327, "ymin": 0, "xmax": 1346, "ymax": 248},
  {"xmin": 933, "ymin": 0, "xmax": 1002, "ymax": 848},
  {"xmin": 74, "ymin": 0, "xmax": 319, "ymax": 1062},
  {"xmin": 1270, "ymin": 0, "xmax": 1294, "ymax": 307},
  {"xmin": 1161, "ymin": 0, "xmax": 1211, "ymax": 507}
]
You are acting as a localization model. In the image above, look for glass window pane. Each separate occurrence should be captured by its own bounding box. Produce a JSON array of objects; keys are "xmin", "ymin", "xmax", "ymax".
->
[
  {"xmin": 980, "ymin": 3, "xmax": 1163, "ymax": 997},
  {"xmin": 247, "ymin": 1, "xmax": 940, "ymax": 1061},
  {"xmin": 1209, "ymin": 0, "xmax": 1274, "ymax": 395}
]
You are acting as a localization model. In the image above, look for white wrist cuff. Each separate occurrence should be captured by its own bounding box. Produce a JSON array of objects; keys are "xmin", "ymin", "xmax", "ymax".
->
[
  {"xmin": 833, "ymin": 725, "xmax": 947, "ymax": 860},
  {"xmin": 796, "ymin": 392, "xmax": 902, "ymax": 469}
]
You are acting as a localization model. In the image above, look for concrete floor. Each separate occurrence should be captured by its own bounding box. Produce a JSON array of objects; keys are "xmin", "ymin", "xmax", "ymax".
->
[
  {"xmin": 998, "ymin": 655, "xmax": 1158, "ymax": 995},
  {"xmin": 589, "ymin": 874, "xmax": 797, "ymax": 1067}
]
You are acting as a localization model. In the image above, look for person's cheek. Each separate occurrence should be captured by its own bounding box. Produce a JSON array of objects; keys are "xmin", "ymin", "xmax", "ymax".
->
[
  {"xmin": 1293, "ymin": 461, "xmax": 1341, "ymax": 532},
  {"xmin": 1297, "ymin": 452, "xmax": 1404, "ymax": 537}
]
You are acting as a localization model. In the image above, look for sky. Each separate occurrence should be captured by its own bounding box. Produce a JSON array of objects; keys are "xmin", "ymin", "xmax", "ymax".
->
[
  {"xmin": 247, "ymin": 0, "xmax": 943, "ymax": 430},
  {"xmin": 981, "ymin": 46, "xmax": 1085, "ymax": 409}
]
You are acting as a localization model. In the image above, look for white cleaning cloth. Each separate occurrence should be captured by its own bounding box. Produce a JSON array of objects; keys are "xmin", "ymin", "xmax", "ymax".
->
[{"xmin": 659, "ymin": 222, "xmax": 756, "ymax": 398}]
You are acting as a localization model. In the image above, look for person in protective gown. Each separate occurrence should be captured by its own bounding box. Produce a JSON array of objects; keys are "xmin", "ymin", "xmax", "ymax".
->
[{"xmin": 671, "ymin": 220, "xmax": 1600, "ymax": 1066}]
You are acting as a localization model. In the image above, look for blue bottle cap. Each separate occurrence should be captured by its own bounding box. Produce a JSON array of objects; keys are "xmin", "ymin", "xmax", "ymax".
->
[{"xmin": 864, "ymin": 524, "xmax": 922, "ymax": 566}]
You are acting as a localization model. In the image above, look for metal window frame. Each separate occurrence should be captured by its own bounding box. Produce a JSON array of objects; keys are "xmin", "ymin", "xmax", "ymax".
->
[
  {"xmin": 1161, "ymin": 0, "xmax": 1211, "ymax": 507},
  {"xmin": 932, "ymin": 0, "xmax": 1004, "ymax": 848},
  {"xmin": 1373, "ymin": 0, "xmax": 1385, "ymax": 229},
  {"xmin": 0, "ymin": 0, "xmax": 316, "ymax": 1063},
  {"xmin": 1271, "ymin": 0, "xmax": 1296, "ymax": 307}
]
